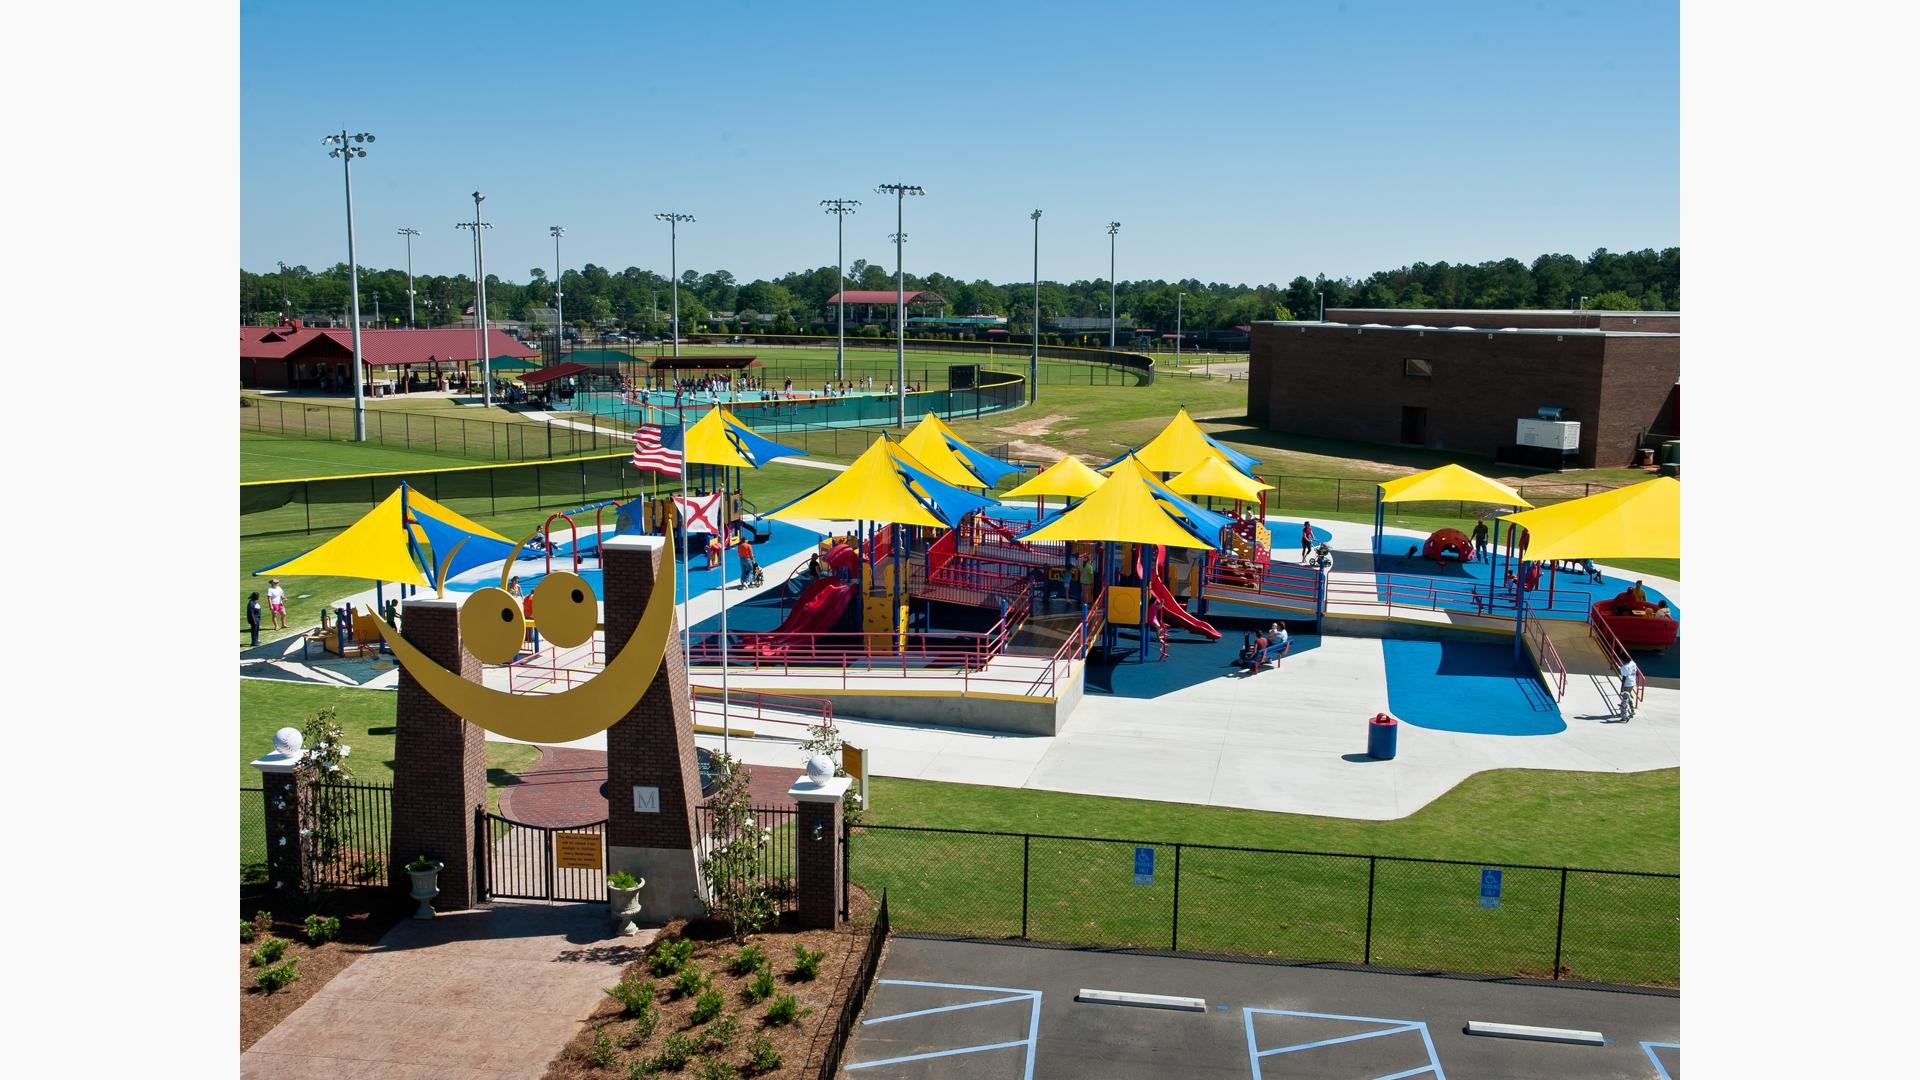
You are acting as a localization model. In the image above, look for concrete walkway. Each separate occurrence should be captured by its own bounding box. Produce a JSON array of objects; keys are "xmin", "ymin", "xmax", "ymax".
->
[{"xmin": 241, "ymin": 901, "xmax": 648, "ymax": 1080}]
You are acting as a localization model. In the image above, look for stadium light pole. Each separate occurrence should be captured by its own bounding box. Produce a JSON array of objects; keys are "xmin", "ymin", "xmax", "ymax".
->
[
  {"xmin": 1317, "ymin": 291, "xmax": 1324, "ymax": 321},
  {"xmin": 397, "ymin": 228, "xmax": 420, "ymax": 329},
  {"xmin": 324, "ymin": 129, "xmax": 374, "ymax": 441},
  {"xmin": 550, "ymin": 225, "xmax": 566, "ymax": 363},
  {"xmin": 457, "ymin": 193, "xmax": 494, "ymax": 406},
  {"xmin": 655, "ymin": 213, "xmax": 694, "ymax": 357},
  {"xmin": 1031, "ymin": 210, "xmax": 1042, "ymax": 404},
  {"xmin": 822, "ymin": 199, "xmax": 860, "ymax": 383},
  {"xmin": 876, "ymin": 183, "xmax": 924, "ymax": 428},
  {"xmin": 1176, "ymin": 291, "xmax": 1184, "ymax": 365},
  {"xmin": 1106, "ymin": 222, "xmax": 1121, "ymax": 350}
]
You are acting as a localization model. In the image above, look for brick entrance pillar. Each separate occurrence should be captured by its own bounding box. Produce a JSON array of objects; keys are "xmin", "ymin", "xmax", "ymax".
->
[
  {"xmin": 251, "ymin": 727, "xmax": 309, "ymax": 895},
  {"xmin": 602, "ymin": 535, "xmax": 708, "ymax": 921},
  {"xmin": 389, "ymin": 598, "xmax": 487, "ymax": 911},
  {"xmin": 789, "ymin": 760, "xmax": 851, "ymax": 930}
]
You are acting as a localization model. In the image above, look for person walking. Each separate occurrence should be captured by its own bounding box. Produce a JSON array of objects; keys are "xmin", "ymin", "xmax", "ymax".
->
[
  {"xmin": 1300, "ymin": 521, "xmax": 1315, "ymax": 564},
  {"xmin": 1471, "ymin": 519, "xmax": 1490, "ymax": 561},
  {"xmin": 736, "ymin": 537, "xmax": 757, "ymax": 588},
  {"xmin": 246, "ymin": 592, "xmax": 262, "ymax": 647},
  {"xmin": 1617, "ymin": 654, "xmax": 1641, "ymax": 721},
  {"xmin": 1076, "ymin": 553, "xmax": 1098, "ymax": 603},
  {"xmin": 265, "ymin": 578, "xmax": 288, "ymax": 632}
]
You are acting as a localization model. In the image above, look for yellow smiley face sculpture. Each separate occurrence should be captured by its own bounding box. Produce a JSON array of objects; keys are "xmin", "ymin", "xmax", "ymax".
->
[{"xmin": 376, "ymin": 529, "xmax": 677, "ymax": 744}]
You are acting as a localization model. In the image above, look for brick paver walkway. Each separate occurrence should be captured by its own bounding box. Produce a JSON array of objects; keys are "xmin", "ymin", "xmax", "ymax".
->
[
  {"xmin": 241, "ymin": 901, "xmax": 651, "ymax": 1079},
  {"xmin": 498, "ymin": 745, "xmax": 807, "ymax": 826}
]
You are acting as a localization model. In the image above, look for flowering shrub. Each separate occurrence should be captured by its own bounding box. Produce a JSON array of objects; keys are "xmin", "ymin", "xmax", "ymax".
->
[
  {"xmin": 298, "ymin": 707, "xmax": 356, "ymax": 877},
  {"xmin": 799, "ymin": 719, "xmax": 864, "ymax": 825},
  {"xmin": 699, "ymin": 753, "xmax": 775, "ymax": 940}
]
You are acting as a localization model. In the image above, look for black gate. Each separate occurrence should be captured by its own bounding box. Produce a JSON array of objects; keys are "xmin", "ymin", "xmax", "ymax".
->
[{"xmin": 478, "ymin": 810, "xmax": 608, "ymax": 902}]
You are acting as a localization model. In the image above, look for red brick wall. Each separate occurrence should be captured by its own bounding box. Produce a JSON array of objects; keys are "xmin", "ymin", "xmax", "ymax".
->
[
  {"xmin": 1249, "ymin": 324, "xmax": 1677, "ymax": 467},
  {"xmin": 602, "ymin": 539, "xmax": 704, "ymax": 854},
  {"xmin": 390, "ymin": 601, "xmax": 488, "ymax": 910},
  {"xmin": 794, "ymin": 796, "xmax": 844, "ymax": 929}
]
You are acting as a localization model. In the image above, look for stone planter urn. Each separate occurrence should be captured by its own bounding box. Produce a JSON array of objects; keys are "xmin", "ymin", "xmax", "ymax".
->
[
  {"xmin": 407, "ymin": 860, "xmax": 443, "ymax": 919},
  {"xmin": 609, "ymin": 877, "xmax": 646, "ymax": 936}
]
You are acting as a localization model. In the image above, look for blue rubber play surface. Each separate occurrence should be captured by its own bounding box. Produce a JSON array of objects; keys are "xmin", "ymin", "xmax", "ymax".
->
[
  {"xmin": 1382, "ymin": 639, "xmax": 1565, "ymax": 736},
  {"xmin": 1371, "ymin": 534, "xmax": 1676, "ymax": 624},
  {"xmin": 442, "ymin": 519, "xmax": 824, "ymax": 605}
]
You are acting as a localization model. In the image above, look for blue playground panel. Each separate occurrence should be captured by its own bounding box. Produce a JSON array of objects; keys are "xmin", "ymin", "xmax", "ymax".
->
[
  {"xmin": 1371, "ymin": 534, "xmax": 1677, "ymax": 624},
  {"xmin": 1382, "ymin": 638, "xmax": 1566, "ymax": 736},
  {"xmin": 442, "ymin": 519, "xmax": 823, "ymax": 605}
]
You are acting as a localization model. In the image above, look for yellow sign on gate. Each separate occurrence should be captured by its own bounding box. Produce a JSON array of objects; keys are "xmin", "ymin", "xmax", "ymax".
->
[{"xmin": 554, "ymin": 831, "xmax": 603, "ymax": 870}]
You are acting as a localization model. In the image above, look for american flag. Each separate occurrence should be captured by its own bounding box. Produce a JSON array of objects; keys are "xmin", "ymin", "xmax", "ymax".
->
[{"xmin": 631, "ymin": 424, "xmax": 683, "ymax": 476}]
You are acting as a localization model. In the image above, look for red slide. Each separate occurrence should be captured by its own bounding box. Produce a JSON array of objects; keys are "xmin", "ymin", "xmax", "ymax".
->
[
  {"xmin": 741, "ymin": 578, "xmax": 856, "ymax": 657},
  {"xmin": 1149, "ymin": 575, "xmax": 1221, "ymax": 639},
  {"xmin": 822, "ymin": 542, "xmax": 859, "ymax": 574}
]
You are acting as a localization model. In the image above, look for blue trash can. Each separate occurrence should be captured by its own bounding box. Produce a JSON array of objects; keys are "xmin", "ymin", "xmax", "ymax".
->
[{"xmin": 1368, "ymin": 713, "xmax": 1399, "ymax": 760}]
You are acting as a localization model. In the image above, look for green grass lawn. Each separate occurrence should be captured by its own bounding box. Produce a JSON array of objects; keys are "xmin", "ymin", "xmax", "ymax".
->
[
  {"xmin": 240, "ymin": 681, "xmax": 542, "ymax": 882},
  {"xmin": 243, "ymin": 429, "xmax": 505, "ymax": 481},
  {"xmin": 851, "ymin": 769, "xmax": 1678, "ymax": 985}
]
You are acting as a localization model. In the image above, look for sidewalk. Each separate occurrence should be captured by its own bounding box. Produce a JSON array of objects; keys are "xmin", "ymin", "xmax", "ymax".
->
[{"xmin": 240, "ymin": 901, "xmax": 648, "ymax": 1079}]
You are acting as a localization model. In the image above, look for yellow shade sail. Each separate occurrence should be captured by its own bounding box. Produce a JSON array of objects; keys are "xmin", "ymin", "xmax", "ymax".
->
[
  {"xmin": 1022, "ymin": 455, "xmax": 1217, "ymax": 549},
  {"xmin": 1002, "ymin": 454, "xmax": 1108, "ymax": 501},
  {"xmin": 1166, "ymin": 456, "xmax": 1275, "ymax": 502},
  {"xmin": 899, "ymin": 414, "xmax": 990, "ymax": 488},
  {"xmin": 404, "ymin": 489, "xmax": 511, "ymax": 541},
  {"xmin": 764, "ymin": 438, "xmax": 954, "ymax": 528},
  {"xmin": 1377, "ymin": 463, "xmax": 1533, "ymax": 507},
  {"xmin": 1498, "ymin": 477, "xmax": 1679, "ymax": 561},
  {"xmin": 1130, "ymin": 407, "xmax": 1249, "ymax": 475},
  {"xmin": 255, "ymin": 488, "xmax": 431, "ymax": 585}
]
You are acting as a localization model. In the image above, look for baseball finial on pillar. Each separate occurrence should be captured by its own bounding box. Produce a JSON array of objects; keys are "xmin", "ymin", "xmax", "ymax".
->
[
  {"xmin": 602, "ymin": 534, "xmax": 709, "ymax": 920},
  {"xmin": 789, "ymin": 755, "xmax": 852, "ymax": 929}
]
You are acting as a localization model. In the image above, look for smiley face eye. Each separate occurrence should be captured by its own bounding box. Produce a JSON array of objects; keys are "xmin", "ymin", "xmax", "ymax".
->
[
  {"xmin": 531, "ymin": 571, "xmax": 598, "ymax": 648},
  {"xmin": 461, "ymin": 587, "xmax": 526, "ymax": 665}
]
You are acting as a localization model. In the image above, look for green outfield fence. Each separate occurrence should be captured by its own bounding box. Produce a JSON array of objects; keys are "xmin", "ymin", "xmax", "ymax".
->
[
  {"xmin": 849, "ymin": 824, "xmax": 1678, "ymax": 988},
  {"xmin": 600, "ymin": 333, "xmax": 1157, "ymax": 385}
]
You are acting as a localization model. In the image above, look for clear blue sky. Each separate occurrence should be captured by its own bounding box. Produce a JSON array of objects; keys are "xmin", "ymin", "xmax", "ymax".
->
[{"xmin": 241, "ymin": 0, "xmax": 1677, "ymax": 287}]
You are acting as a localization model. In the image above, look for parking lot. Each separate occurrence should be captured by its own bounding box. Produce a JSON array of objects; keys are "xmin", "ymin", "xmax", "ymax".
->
[{"xmin": 841, "ymin": 937, "xmax": 1678, "ymax": 1079}]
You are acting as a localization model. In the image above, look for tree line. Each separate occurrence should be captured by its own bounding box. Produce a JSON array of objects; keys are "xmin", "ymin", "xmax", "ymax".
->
[{"xmin": 241, "ymin": 246, "xmax": 1677, "ymax": 337}]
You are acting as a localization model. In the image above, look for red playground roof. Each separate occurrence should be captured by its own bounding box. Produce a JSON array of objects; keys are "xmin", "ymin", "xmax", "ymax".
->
[{"xmin": 239, "ymin": 322, "xmax": 537, "ymax": 368}]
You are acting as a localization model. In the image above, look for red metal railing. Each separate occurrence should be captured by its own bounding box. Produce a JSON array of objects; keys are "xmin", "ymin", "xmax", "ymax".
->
[
  {"xmin": 689, "ymin": 687, "xmax": 833, "ymax": 737},
  {"xmin": 1204, "ymin": 553, "xmax": 1322, "ymax": 608},
  {"xmin": 1587, "ymin": 606, "xmax": 1647, "ymax": 704},
  {"xmin": 1524, "ymin": 615, "xmax": 1568, "ymax": 701}
]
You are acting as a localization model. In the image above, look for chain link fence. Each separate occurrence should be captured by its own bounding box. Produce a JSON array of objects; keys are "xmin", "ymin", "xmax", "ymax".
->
[
  {"xmin": 848, "ymin": 824, "xmax": 1677, "ymax": 987},
  {"xmin": 669, "ymin": 334, "xmax": 1156, "ymax": 384},
  {"xmin": 242, "ymin": 395, "xmax": 630, "ymax": 461}
]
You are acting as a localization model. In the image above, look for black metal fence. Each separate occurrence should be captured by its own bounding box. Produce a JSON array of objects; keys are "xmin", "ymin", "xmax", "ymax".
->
[
  {"xmin": 300, "ymin": 781, "xmax": 394, "ymax": 890},
  {"xmin": 479, "ymin": 812, "xmax": 608, "ymax": 902},
  {"xmin": 242, "ymin": 394, "xmax": 630, "ymax": 461},
  {"xmin": 818, "ymin": 890, "xmax": 889, "ymax": 1080},
  {"xmin": 694, "ymin": 803, "xmax": 801, "ymax": 914},
  {"xmin": 241, "ymin": 786, "xmax": 266, "ymax": 884},
  {"xmin": 847, "ymin": 825, "xmax": 1677, "ymax": 987}
]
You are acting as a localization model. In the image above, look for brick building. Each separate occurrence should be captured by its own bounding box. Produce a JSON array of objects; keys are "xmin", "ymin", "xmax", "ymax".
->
[
  {"xmin": 240, "ymin": 318, "xmax": 537, "ymax": 390},
  {"xmin": 1247, "ymin": 309, "xmax": 1679, "ymax": 469}
]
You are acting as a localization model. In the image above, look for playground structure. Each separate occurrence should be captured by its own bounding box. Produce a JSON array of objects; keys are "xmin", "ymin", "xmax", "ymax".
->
[{"xmin": 256, "ymin": 399, "xmax": 1677, "ymax": 739}]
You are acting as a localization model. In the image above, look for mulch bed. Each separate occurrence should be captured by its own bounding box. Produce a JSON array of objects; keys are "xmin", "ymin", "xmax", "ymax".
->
[
  {"xmin": 239, "ymin": 885, "xmax": 412, "ymax": 1051},
  {"xmin": 547, "ymin": 886, "xmax": 883, "ymax": 1079}
]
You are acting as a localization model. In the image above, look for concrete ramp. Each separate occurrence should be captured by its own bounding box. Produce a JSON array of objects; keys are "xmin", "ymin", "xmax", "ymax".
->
[{"xmin": 1543, "ymin": 620, "xmax": 1631, "ymax": 723}]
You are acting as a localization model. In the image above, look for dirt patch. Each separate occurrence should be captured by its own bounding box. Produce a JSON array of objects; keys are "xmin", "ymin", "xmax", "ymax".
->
[
  {"xmin": 994, "ymin": 412, "xmax": 1072, "ymax": 437},
  {"xmin": 547, "ymin": 887, "xmax": 881, "ymax": 1079},
  {"xmin": 240, "ymin": 886, "xmax": 412, "ymax": 1051}
]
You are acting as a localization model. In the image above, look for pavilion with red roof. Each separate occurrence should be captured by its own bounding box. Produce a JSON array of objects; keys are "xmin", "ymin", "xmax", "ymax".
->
[
  {"xmin": 239, "ymin": 318, "xmax": 538, "ymax": 390},
  {"xmin": 823, "ymin": 289, "xmax": 948, "ymax": 327}
]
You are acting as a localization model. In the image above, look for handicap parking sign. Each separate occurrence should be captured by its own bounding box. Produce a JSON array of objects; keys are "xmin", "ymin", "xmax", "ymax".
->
[
  {"xmin": 1133, "ymin": 846, "xmax": 1154, "ymax": 886},
  {"xmin": 1480, "ymin": 868, "xmax": 1502, "ymax": 909}
]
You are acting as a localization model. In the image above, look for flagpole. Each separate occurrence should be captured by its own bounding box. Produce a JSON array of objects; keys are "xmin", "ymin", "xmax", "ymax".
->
[{"xmin": 718, "ymin": 470, "xmax": 732, "ymax": 757}]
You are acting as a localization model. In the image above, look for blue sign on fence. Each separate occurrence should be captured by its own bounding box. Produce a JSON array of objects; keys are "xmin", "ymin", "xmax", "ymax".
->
[
  {"xmin": 1480, "ymin": 868, "xmax": 1503, "ymax": 910},
  {"xmin": 1133, "ymin": 846, "xmax": 1155, "ymax": 886}
]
